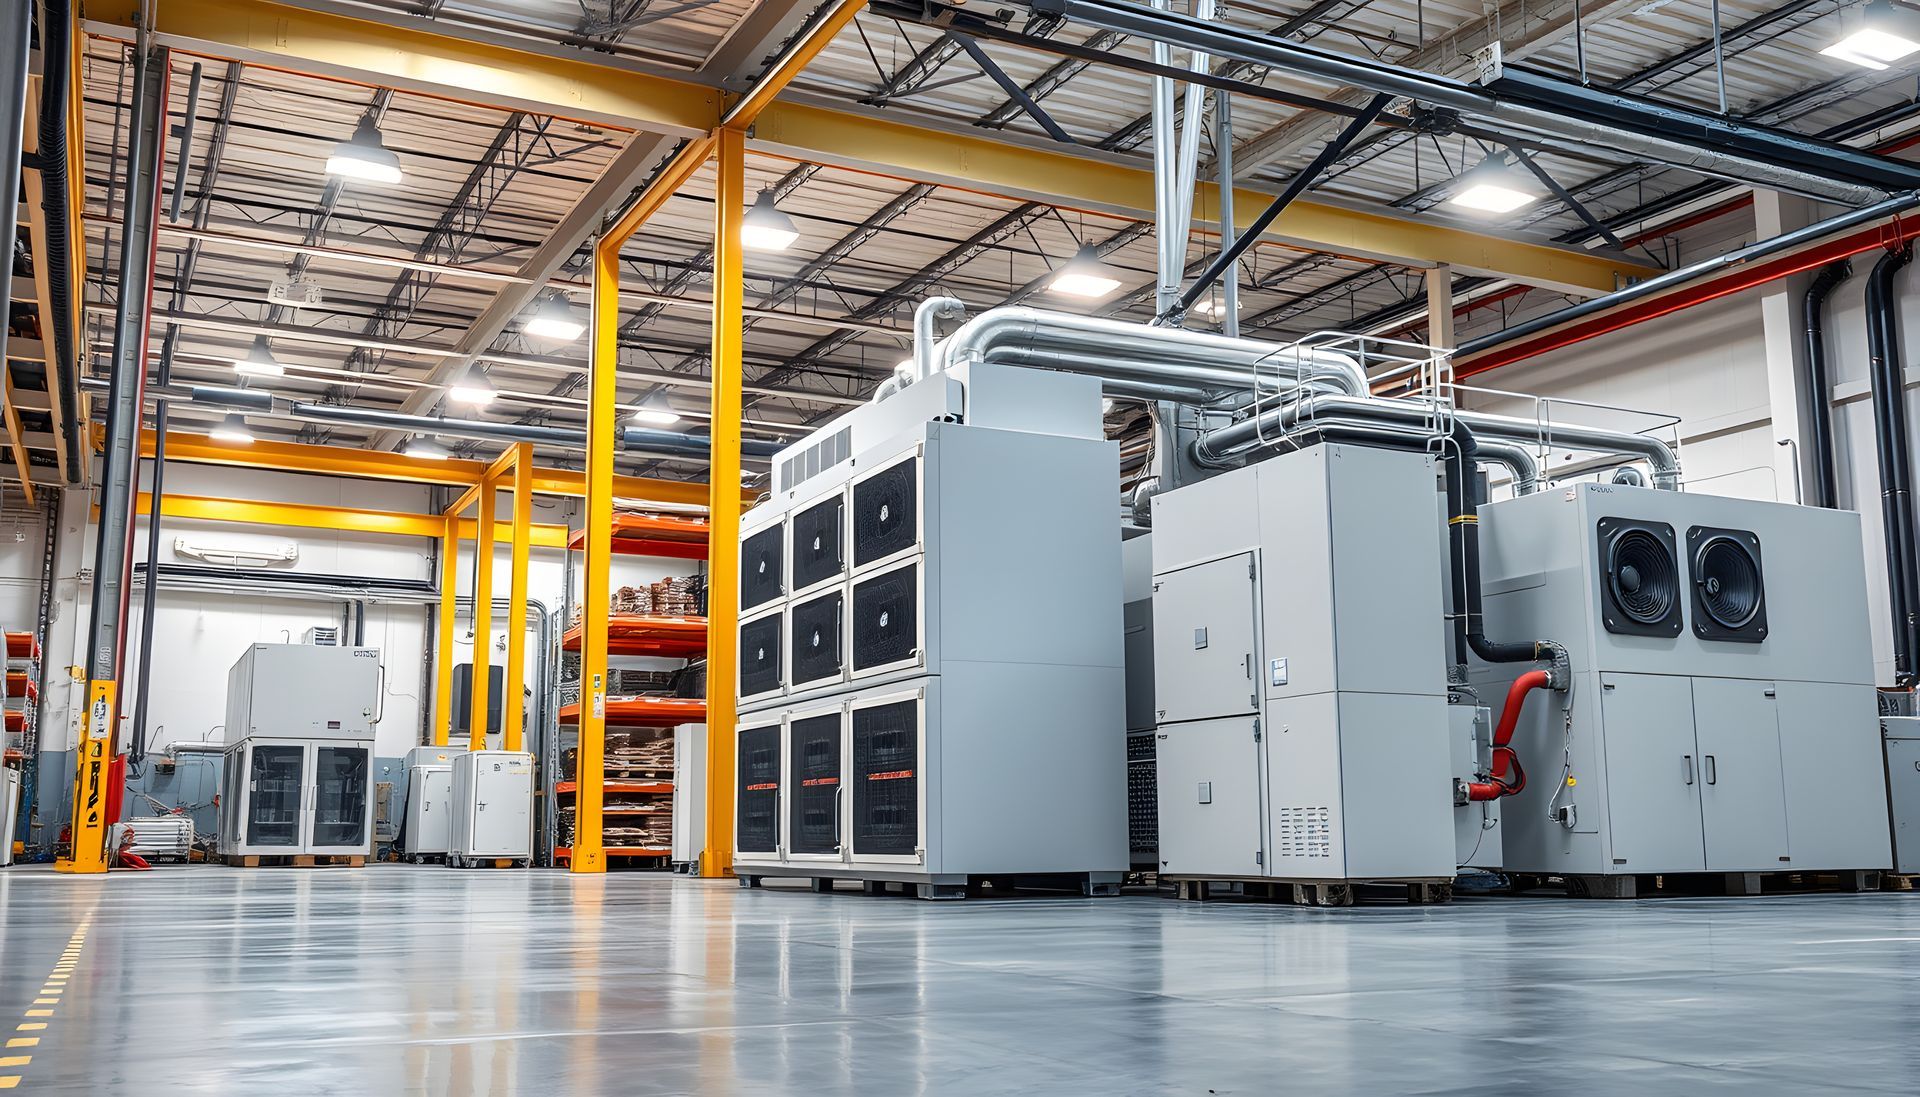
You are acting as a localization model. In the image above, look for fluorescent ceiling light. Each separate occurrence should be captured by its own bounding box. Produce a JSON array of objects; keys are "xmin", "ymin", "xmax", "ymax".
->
[
  {"xmin": 1048, "ymin": 244, "xmax": 1123, "ymax": 299},
  {"xmin": 631, "ymin": 391, "xmax": 681, "ymax": 427},
  {"xmin": 524, "ymin": 291, "xmax": 585, "ymax": 341},
  {"xmin": 1447, "ymin": 156, "xmax": 1539, "ymax": 215},
  {"xmin": 233, "ymin": 335, "xmax": 284, "ymax": 377},
  {"xmin": 1823, "ymin": 0, "xmax": 1920, "ymax": 68},
  {"xmin": 326, "ymin": 117, "xmax": 403, "ymax": 184},
  {"xmin": 405, "ymin": 435, "xmax": 451, "ymax": 460},
  {"xmin": 448, "ymin": 372, "xmax": 497, "ymax": 407},
  {"xmin": 210, "ymin": 413, "xmax": 255, "ymax": 444},
  {"xmin": 741, "ymin": 190, "xmax": 799, "ymax": 251}
]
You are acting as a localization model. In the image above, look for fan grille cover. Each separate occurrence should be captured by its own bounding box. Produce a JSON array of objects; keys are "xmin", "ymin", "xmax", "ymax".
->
[
  {"xmin": 1689, "ymin": 526, "xmax": 1767, "ymax": 642},
  {"xmin": 791, "ymin": 494, "xmax": 845, "ymax": 591},
  {"xmin": 852, "ymin": 456, "xmax": 918, "ymax": 567},
  {"xmin": 852, "ymin": 562, "xmax": 919, "ymax": 671},
  {"xmin": 739, "ymin": 614, "xmax": 784, "ymax": 697},
  {"xmin": 788, "ymin": 713, "xmax": 842, "ymax": 854},
  {"xmin": 741, "ymin": 524, "xmax": 784, "ymax": 611},
  {"xmin": 1597, "ymin": 518, "xmax": 1683, "ymax": 637},
  {"xmin": 789, "ymin": 590, "xmax": 844, "ymax": 686},
  {"xmin": 852, "ymin": 699, "xmax": 918, "ymax": 856},
  {"xmin": 736, "ymin": 724, "xmax": 781, "ymax": 853}
]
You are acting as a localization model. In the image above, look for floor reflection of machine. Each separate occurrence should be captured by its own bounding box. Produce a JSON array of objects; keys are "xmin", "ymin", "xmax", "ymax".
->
[{"xmin": 216, "ymin": 643, "xmax": 380, "ymax": 861}]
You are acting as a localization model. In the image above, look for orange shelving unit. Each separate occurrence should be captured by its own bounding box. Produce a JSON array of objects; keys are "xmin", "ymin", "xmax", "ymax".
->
[
  {"xmin": 560, "ymin": 614, "xmax": 708, "ymax": 659},
  {"xmin": 566, "ymin": 513, "xmax": 710, "ymax": 560},
  {"xmin": 558, "ymin": 697, "xmax": 705, "ymax": 729}
]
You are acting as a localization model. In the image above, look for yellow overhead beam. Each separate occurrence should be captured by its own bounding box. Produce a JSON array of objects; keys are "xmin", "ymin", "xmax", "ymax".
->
[
  {"xmin": 122, "ymin": 429, "xmax": 725, "ymax": 506},
  {"xmin": 127, "ymin": 492, "xmax": 566, "ymax": 547},
  {"xmin": 86, "ymin": 0, "xmax": 1654, "ymax": 293}
]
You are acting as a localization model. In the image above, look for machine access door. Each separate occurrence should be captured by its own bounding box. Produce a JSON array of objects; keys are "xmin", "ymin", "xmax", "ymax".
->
[
  {"xmin": 1600, "ymin": 673, "xmax": 1706, "ymax": 873},
  {"xmin": 1691, "ymin": 678, "xmax": 1790, "ymax": 872},
  {"xmin": 1152, "ymin": 554, "xmax": 1260, "ymax": 726},
  {"xmin": 1154, "ymin": 715, "xmax": 1264, "ymax": 878},
  {"xmin": 245, "ymin": 742, "xmax": 306, "ymax": 850},
  {"xmin": 308, "ymin": 744, "xmax": 372, "ymax": 854}
]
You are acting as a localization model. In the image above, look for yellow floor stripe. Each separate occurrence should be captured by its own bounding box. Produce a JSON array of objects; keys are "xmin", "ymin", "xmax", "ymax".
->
[
  {"xmin": 0, "ymin": 1058, "xmax": 24, "ymax": 1067},
  {"xmin": 0, "ymin": 1077, "xmax": 18, "ymax": 1089},
  {"xmin": 22, "ymin": 1012, "xmax": 49, "ymax": 1019},
  {"xmin": 14, "ymin": 1025, "xmax": 44, "ymax": 1033},
  {"xmin": 5, "ymin": 1040, "xmax": 36, "ymax": 1049},
  {"xmin": 30, "ymin": 1001, "xmax": 52, "ymax": 1007}
]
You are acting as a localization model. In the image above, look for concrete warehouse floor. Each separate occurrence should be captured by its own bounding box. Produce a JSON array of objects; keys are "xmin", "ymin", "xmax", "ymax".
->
[{"xmin": 1, "ymin": 867, "xmax": 1918, "ymax": 1095}]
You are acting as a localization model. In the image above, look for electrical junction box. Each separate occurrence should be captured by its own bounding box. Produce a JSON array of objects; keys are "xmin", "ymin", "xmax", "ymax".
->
[{"xmin": 449, "ymin": 750, "xmax": 532, "ymax": 865}]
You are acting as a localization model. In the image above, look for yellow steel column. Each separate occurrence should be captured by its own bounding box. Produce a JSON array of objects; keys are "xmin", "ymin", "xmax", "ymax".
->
[
  {"xmin": 700, "ymin": 127, "xmax": 746, "ymax": 880},
  {"xmin": 504, "ymin": 444, "xmax": 532, "ymax": 753},
  {"xmin": 436, "ymin": 515, "xmax": 458, "ymax": 747},
  {"xmin": 576, "ymin": 233, "xmax": 620, "ymax": 874},
  {"xmin": 469, "ymin": 481, "xmax": 495, "ymax": 750}
]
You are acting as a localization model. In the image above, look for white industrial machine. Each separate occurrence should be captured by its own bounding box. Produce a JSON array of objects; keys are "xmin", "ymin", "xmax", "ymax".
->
[
  {"xmin": 671, "ymin": 723, "xmax": 706, "ymax": 870},
  {"xmin": 403, "ymin": 745, "xmax": 459, "ymax": 862},
  {"xmin": 1476, "ymin": 482, "xmax": 1892, "ymax": 896},
  {"xmin": 731, "ymin": 360, "xmax": 1128, "ymax": 898},
  {"xmin": 1885, "ymin": 714, "xmax": 1920, "ymax": 875},
  {"xmin": 448, "ymin": 750, "xmax": 533, "ymax": 867},
  {"xmin": 1, "ymin": 766, "xmax": 18, "ymax": 866},
  {"xmin": 1149, "ymin": 443, "xmax": 1460, "ymax": 904},
  {"xmin": 216, "ymin": 643, "xmax": 380, "ymax": 860}
]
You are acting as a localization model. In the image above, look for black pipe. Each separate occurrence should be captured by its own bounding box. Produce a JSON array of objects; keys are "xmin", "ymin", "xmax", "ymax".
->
[
  {"xmin": 1801, "ymin": 261, "xmax": 1852, "ymax": 511},
  {"xmin": 1442, "ymin": 421, "xmax": 1547, "ymax": 667},
  {"xmin": 129, "ymin": 330, "xmax": 180, "ymax": 768},
  {"xmin": 35, "ymin": 0, "xmax": 83, "ymax": 483},
  {"xmin": 132, "ymin": 563, "xmax": 437, "ymax": 598},
  {"xmin": 1865, "ymin": 246, "xmax": 1919, "ymax": 685}
]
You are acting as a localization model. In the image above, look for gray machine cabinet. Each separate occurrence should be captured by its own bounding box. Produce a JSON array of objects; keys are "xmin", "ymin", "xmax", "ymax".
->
[
  {"xmin": 1885, "ymin": 716, "xmax": 1920, "ymax": 874},
  {"xmin": 1600, "ymin": 674, "xmax": 1705, "ymax": 872},
  {"xmin": 1151, "ymin": 554, "xmax": 1259, "ymax": 725},
  {"xmin": 1153, "ymin": 715, "xmax": 1263, "ymax": 877},
  {"xmin": 1691, "ymin": 677, "xmax": 1790, "ymax": 872}
]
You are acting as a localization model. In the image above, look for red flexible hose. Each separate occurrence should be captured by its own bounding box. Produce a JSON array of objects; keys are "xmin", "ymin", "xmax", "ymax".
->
[{"xmin": 1467, "ymin": 669, "xmax": 1552, "ymax": 801}]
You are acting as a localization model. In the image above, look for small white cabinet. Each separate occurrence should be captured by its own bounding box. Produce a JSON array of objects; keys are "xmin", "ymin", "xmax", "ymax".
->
[{"xmin": 449, "ymin": 750, "xmax": 533, "ymax": 866}]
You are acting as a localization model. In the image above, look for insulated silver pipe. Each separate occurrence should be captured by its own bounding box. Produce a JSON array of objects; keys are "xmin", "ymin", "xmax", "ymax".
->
[
  {"xmin": 912, "ymin": 297, "xmax": 967, "ymax": 380},
  {"xmin": 936, "ymin": 306, "xmax": 1367, "ymax": 395},
  {"xmin": 1193, "ymin": 393, "xmax": 1671, "ymax": 489},
  {"xmin": 1472, "ymin": 437, "xmax": 1542, "ymax": 495}
]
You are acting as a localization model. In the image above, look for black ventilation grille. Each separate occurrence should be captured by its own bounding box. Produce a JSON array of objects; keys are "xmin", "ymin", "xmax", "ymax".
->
[
  {"xmin": 791, "ymin": 494, "xmax": 845, "ymax": 591},
  {"xmin": 852, "ymin": 456, "xmax": 918, "ymax": 567},
  {"xmin": 852, "ymin": 562, "xmax": 919, "ymax": 672},
  {"xmin": 788, "ymin": 713, "xmax": 842, "ymax": 855},
  {"xmin": 1597, "ymin": 518, "xmax": 1683, "ymax": 638},
  {"xmin": 739, "ymin": 614, "xmax": 784, "ymax": 697},
  {"xmin": 1689, "ymin": 526, "xmax": 1767, "ymax": 643},
  {"xmin": 789, "ymin": 590, "xmax": 844, "ymax": 686},
  {"xmin": 852, "ymin": 699, "xmax": 918, "ymax": 856},
  {"xmin": 737, "ymin": 724, "xmax": 781, "ymax": 853},
  {"xmin": 741, "ymin": 524, "xmax": 785, "ymax": 612}
]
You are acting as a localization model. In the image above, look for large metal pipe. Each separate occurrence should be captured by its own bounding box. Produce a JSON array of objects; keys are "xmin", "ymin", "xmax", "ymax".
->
[
  {"xmin": 0, "ymin": 3, "xmax": 29, "ymax": 393},
  {"xmin": 1031, "ymin": 0, "xmax": 1894, "ymax": 205},
  {"xmin": 1800, "ymin": 261, "xmax": 1852, "ymax": 511},
  {"xmin": 1865, "ymin": 246, "xmax": 1919, "ymax": 685},
  {"xmin": 936, "ymin": 306, "xmax": 1367, "ymax": 395},
  {"xmin": 1459, "ymin": 192, "xmax": 1920, "ymax": 364},
  {"xmin": 912, "ymin": 297, "xmax": 966, "ymax": 380},
  {"xmin": 1191, "ymin": 392, "xmax": 1677, "ymax": 489},
  {"xmin": 36, "ymin": 0, "xmax": 84, "ymax": 482}
]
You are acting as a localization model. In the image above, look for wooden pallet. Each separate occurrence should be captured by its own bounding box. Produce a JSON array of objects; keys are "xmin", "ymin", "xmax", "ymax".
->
[
  {"xmin": 736, "ymin": 872, "xmax": 1122, "ymax": 900},
  {"xmin": 1167, "ymin": 877, "xmax": 1454, "ymax": 907},
  {"xmin": 219, "ymin": 853, "xmax": 366, "ymax": 869}
]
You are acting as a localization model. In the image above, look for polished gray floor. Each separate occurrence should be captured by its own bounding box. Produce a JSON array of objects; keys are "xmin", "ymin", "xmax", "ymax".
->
[{"xmin": 1, "ymin": 867, "xmax": 1919, "ymax": 1095}]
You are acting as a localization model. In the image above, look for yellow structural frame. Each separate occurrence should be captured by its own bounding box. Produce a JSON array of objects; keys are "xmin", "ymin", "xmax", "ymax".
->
[
  {"xmin": 569, "ymin": 1, "xmax": 860, "ymax": 874},
  {"xmin": 84, "ymin": 0, "xmax": 1653, "ymax": 294},
  {"xmin": 435, "ymin": 443, "xmax": 539, "ymax": 753}
]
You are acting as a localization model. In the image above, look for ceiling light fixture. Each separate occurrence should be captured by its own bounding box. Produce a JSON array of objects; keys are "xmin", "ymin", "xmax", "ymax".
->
[
  {"xmin": 406, "ymin": 435, "xmax": 452, "ymax": 460},
  {"xmin": 630, "ymin": 391, "xmax": 682, "ymax": 427},
  {"xmin": 1823, "ymin": 0, "xmax": 1920, "ymax": 68},
  {"xmin": 524, "ymin": 290, "xmax": 585, "ymax": 341},
  {"xmin": 232, "ymin": 335, "xmax": 284, "ymax": 377},
  {"xmin": 740, "ymin": 190, "xmax": 800, "ymax": 251},
  {"xmin": 326, "ymin": 116, "xmax": 404, "ymax": 184},
  {"xmin": 210, "ymin": 413, "xmax": 255, "ymax": 444},
  {"xmin": 1446, "ymin": 155, "xmax": 1539, "ymax": 215},
  {"xmin": 1048, "ymin": 244, "xmax": 1123, "ymax": 299},
  {"xmin": 447, "ymin": 371, "xmax": 498, "ymax": 408}
]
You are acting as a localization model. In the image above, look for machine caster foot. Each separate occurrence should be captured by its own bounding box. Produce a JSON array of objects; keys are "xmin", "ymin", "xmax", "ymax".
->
[
  {"xmin": 738, "ymin": 875, "xmax": 762, "ymax": 888},
  {"xmin": 862, "ymin": 880, "xmax": 886, "ymax": 896},
  {"xmin": 916, "ymin": 883, "xmax": 967, "ymax": 901},
  {"xmin": 810, "ymin": 878, "xmax": 835, "ymax": 894},
  {"xmin": 1295, "ymin": 883, "xmax": 1354, "ymax": 907},
  {"xmin": 1175, "ymin": 880, "xmax": 1210, "ymax": 902},
  {"xmin": 1407, "ymin": 882, "xmax": 1453, "ymax": 905},
  {"xmin": 1082, "ymin": 880, "xmax": 1121, "ymax": 898},
  {"xmin": 1842, "ymin": 870, "xmax": 1880, "ymax": 893}
]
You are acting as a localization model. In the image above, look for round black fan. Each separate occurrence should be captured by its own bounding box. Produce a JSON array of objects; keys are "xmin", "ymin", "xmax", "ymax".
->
[
  {"xmin": 1608, "ymin": 527, "xmax": 1680, "ymax": 626},
  {"xmin": 1694, "ymin": 534, "xmax": 1764, "ymax": 630}
]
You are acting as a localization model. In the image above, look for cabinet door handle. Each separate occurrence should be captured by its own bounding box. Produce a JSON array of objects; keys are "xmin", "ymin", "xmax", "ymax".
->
[
  {"xmin": 1683, "ymin": 754, "xmax": 1695, "ymax": 785},
  {"xmin": 833, "ymin": 783, "xmax": 845, "ymax": 851},
  {"xmin": 1704, "ymin": 755, "xmax": 1717, "ymax": 785}
]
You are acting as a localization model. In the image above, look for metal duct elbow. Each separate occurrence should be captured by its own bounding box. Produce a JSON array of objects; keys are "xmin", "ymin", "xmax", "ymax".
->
[
  {"xmin": 1474, "ymin": 438, "xmax": 1542, "ymax": 495},
  {"xmin": 913, "ymin": 297, "xmax": 966, "ymax": 381}
]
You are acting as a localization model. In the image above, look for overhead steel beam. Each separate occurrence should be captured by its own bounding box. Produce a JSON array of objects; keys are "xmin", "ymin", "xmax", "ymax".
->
[
  {"xmin": 951, "ymin": 34, "xmax": 1076, "ymax": 144},
  {"xmin": 88, "ymin": 0, "xmax": 1653, "ymax": 292}
]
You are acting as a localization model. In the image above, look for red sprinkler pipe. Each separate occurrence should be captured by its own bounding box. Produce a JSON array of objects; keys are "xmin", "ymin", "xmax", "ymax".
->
[{"xmin": 1467, "ymin": 668, "xmax": 1552, "ymax": 801}]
